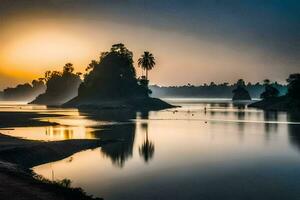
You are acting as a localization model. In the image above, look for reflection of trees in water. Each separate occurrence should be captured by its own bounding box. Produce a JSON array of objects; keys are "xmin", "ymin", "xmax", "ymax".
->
[
  {"xmin": 289, "ymin": 124, "xmax": 300, "ymax": 151},
  {"xmin": 232, "ymin": 103, "xmax": 246, "ymax": 110},
  {"xmin": 211, "ymin": 103, "xmax": 231, "ymax": 116},
  {"xmin": 98, "ymin": 124, "xmax": 136, "ymax": 168},
  {"xmin": 233, "ymin": 103, "xmax": 246, "ymax": 120},
  {"xmin": 208, "ymin": 103, "xmax": 220, "ymax": 116},
  {"xmin": 288, "ymin": 112, "xmax": 300, "ymax": 152},
  {"xmin": 139, "ymin": 122, "xmax": 155, "ymax": 163},
  {"xmin": 209, "ymin": 110, "xmax": 216, "ymax": 116},
  {"xmin": 263, "ymin": 111, "xmax": 278, "ymax": 142},
  {"xmin": 233, "ymin": 104, "xmax": 245, "ymax": 136},
  {"xmin": 138, "ymin": 111, "xmax": 155, "ymax": 163},
  {"xmin": 79, "ymin": 109, "xmax": 136, "ymax": 122},
  {"xmin": 78, "ymin": 109, "xmax": 137, "ymax": 168}
]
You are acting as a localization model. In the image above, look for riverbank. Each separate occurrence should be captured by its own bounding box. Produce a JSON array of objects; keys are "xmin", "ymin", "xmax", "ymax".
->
[
  {"xmin": 0, "ymin": 160, "xmax": 101, "ymax": 200},
  {"xmin": 0, "ymin": 132, "xmax": 115, "ymax": 200},
  {"xmin": 249, "ymin": 96, "xmax": 300, "ymax": 111}
]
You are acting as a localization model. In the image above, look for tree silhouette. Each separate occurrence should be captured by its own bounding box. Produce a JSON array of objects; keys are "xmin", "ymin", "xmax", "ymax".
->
[
  {"xmin": 44, "ymin": 71, "xmax": 52, "ymax": 81},
  {"xmin": 76, "ymin": 43, "xmax": 149, "ymax": 99},
  {"xmin": 232, "ymin": 79, "xmax": 251, "ymax": 100},
  {"xmin": 64, "ymin": 44, "xmax": 173, "ymax": 110},
  {"xmin": 138, "ymin": 51, "xmax": 156, "ymax": 81},
  {"xmin": 31, "ymin": 63, "xmax": 81, "ymax": 105},
  {"xmin": 260, "ymin": 79, "xmax": 279, "ymax": 99},
  {"xmin": 236, "ymin": 79, "xmax": 246, "ymax": 87},
  {"xmin": 287, "ymin": 73, "xmax": 300, "ymax": 100},
  {"xmin": 150, "ymin": 82, "xmax": 287, "ymax": 99},
  {"xmin": 63, "ymin": 63, "xmax": 74, "ymax": 73},
  {"xmin": 263, "ymin": 79, "xmax": 271, "ymax": 85}
]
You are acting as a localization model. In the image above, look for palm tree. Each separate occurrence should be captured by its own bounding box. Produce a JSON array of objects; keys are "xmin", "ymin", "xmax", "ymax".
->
[{"xmin": 138, "ymin": 51, "xmax": 156, "ymax": 80}]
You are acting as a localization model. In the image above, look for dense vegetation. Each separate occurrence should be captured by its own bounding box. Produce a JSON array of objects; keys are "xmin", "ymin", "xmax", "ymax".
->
[
  {"xmin": 249, "ymin": 73, "xmax": 300, "ymax": 111},
  {"xmin": 64, "ymin": 43, "xmax": 174, "ymax": 110},
  {"xmin": 232, "ymin": 79, "xmax": 251, "ymax": 100},
  {"xmin": 287, "ymin": 73, "xmax": 300, "ymax": 100},
  {"xmin": 30, "ymin": 63, "xmax": 82, "ymax": 106},
  {"xmin": 77, "ymin": 43, "xmax": 150, "ymax": 99},
  {"xmin": 260, "ymin": 79, "xmax": 280, "ymax": 99}
]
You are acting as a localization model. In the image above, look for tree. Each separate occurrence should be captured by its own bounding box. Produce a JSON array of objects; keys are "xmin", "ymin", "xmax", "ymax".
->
[
  {"xmin": 287, "ymin": 73, "xmax": 300, "ymax": 100},
  {"xmin": 209, "ymin": 82, "xmax": 216, "ymax": 86},
  {"xmin": 263, "ymin": 79, "xmax": 271, "ymax": 85},
  {"xmin": 85, "ymin": 60, "xmax": 98, "ymax": 72},
  {"xmin": 44, "ymin": 71, "xmax": 52, "ymax": 81},
  {"xmin": 232, "ymin": 79, "xmax": 251, "ymax": 100},
  {"xmin": 63, "ymin": 63, "xmax": 74, "ymax": 74},
  {"xmin": 236, "ymin": 79, "xmax": 246, "ymax": 87},
  {"xmin": 260, "ymin": 79, "xmax": 279, "ymax": 99},
  {"xmin": 138, "ymin": 51, "xmax": 156, "ymax": 81},
  {"xmin": 31, "ymin": 63, "xmax": 81, "ymax": 105},
  {"xmin": 78, "ymin": 43, "xmax": 149, "ymax": 99},
  {"xmin": 31, "ymin": 79, "xmax": 44, "ymax": 88}
]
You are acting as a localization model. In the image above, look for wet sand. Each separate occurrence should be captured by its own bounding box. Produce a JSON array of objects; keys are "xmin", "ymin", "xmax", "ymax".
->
[
  {"xmin": 0, "ymin": 133, "xmax": 115, "ymax": 199},
  {"xmin": 0, "ymin": 112, "xmax": 60, "ymax": 128},
  {"xmin": 0, "ymin": 160, "xmax": 99, "ymax": 200},
  {"xmin": 0, "ymin": 133, "xmax": 113, "ymax": 168}
]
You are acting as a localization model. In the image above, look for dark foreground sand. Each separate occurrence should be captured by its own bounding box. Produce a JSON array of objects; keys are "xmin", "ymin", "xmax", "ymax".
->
[
  {"xmin": 0, "ymin": 133, "xmax": 114, "ymax": 200},
  {"xmin": 0, "ymin": 161, "xmax": 65, "ymax": 200}
]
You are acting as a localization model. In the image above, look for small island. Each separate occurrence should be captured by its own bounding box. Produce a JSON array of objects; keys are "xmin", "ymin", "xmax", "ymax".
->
[
  {"xmin": 30, "ymin": 63, "xmax": 82, "ymax": 106},
  {"xmin": 232, "ymin": 79, "xmax": 252, "ymax": 101},
  {"xmin": 249, "ymin": 74, "xmax": 300, "ymax": 111},
  {"xmin": 64, "ymin": 43, "xmax": 175, "ymax": 111}
]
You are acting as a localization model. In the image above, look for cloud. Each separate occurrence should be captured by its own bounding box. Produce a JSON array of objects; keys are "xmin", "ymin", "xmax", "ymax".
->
[{"xmin": 3, "ymin": 0, "xmax": 297, "ymax": 63}]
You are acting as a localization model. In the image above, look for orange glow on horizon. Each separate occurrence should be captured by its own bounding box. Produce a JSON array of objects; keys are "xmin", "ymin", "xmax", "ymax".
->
[
  {"xmin": 0, "ymin": 16, "xmax": 292, "ymax": 89},
  {"xmin": 0, "ymin": 21, "xmax": 95, "ymax": 81}
]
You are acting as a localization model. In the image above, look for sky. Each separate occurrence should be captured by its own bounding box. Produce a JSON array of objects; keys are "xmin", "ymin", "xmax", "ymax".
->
[{"xmin": 0, "ymin": 0, "xmax": 299, "ymax": 89}]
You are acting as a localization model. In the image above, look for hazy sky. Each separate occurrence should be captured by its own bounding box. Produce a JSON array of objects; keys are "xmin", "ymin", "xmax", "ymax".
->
[{"xmin": 0, "ymin": 0, "xmax": 299, "ymax": 89}]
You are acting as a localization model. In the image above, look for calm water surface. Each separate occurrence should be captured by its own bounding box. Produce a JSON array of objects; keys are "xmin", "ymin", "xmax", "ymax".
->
[{"xmin": 1, "ymin": 99, "xmax": 300, "ymax": 200}]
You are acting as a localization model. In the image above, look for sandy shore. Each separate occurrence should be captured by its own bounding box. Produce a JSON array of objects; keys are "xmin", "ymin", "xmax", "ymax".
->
[{"xmin": 0, "ymin": 133, "xmax": 114, "ymax": 200}]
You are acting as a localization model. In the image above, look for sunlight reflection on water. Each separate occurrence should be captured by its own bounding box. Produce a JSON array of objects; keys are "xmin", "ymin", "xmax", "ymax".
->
[{"xmin": 1, "ymin": 99, "xmax": 300, "ymax": 200}]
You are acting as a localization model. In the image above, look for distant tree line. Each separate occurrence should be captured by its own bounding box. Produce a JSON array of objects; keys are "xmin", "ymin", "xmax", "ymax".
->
[
  {"xmin": 0, "ymin": 79, "xmax": 45, "ymax": 101},
  {"xmin": 150, "ymin": 80, "xmax": 287, "ymax": 99}
]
